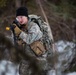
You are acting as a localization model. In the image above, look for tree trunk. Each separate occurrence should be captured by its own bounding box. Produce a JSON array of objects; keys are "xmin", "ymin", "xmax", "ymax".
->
[{"xmin": 15, "ymin": 0, "xmax": 21, "ymax": 8}]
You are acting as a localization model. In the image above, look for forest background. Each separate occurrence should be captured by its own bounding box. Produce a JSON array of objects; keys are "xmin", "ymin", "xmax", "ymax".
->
[
  {"xmin": 0, "ymin": 0, "xmax": 76, "ymax": 73},
  {"xmin": 0, "ymin": 0, "xmax": 76, "ymax": 41}
]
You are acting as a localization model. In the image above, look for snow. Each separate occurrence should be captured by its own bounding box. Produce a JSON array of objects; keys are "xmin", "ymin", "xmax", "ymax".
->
[
  {"xmin": 47, "ymin": 70, "xmax": 56, "ymax": 75},
  {"xmin": 66, "ymin": 72, "xmax": 76, "ymax": 75},
  {"xmin": 0, "ymin": 40, "xmax": 75, "ymax": 75},
  {"xmin": 47, "ymin": 70, "xmax": 76, "ymax": 75},
  {"xmin": 55, "ymin": 40, "xmax": 75, "ymax": 53},
  {"xmin": 0, "ymin": 60, "xmax": 76, "ymax": 75},
  {"xmin": 0, "ymin": 60, "xmax": 19, "ymax": 75}
]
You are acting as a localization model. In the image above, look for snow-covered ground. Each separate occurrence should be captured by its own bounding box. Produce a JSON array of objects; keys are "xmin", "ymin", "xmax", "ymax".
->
[
  {"xmin": 0, "ymin": 60, "xmax": 19, "ymax": 75},
  {"xmin": 47, "ymin": 70, "xmax": 76, "ymax": 75},
  {"xmin": 0, "ymin": 60, "xmax": 76, "ymax": 75},
  {"xmin": 66, "ymin": 72, "xmax": 76, "ymax": 75},
  {"xmin": 0, "ymin": 40, "xmax": 75, "ymax": 75}
]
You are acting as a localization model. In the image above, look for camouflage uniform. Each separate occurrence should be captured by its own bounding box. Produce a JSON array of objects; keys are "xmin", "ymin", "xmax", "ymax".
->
[{"xmin": 12, "ymin": 19, "xmax": 52, "ymax": 75}]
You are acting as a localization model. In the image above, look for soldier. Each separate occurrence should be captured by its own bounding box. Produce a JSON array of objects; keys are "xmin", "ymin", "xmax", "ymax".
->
[{"xmin": 11, "ymin": 7, "xmax": 52, "ymax": 75}]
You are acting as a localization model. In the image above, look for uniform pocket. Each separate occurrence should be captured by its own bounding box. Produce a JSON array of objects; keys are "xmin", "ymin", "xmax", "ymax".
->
[{"xmin": 30, "ymin": 40, "xmax": 46, "ymax": 56}]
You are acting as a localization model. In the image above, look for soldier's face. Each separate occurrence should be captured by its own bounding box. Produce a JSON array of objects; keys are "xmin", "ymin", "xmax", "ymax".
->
[{"xmin": 16, "ymin": 16, "xmax": 28, "ymax": 25}]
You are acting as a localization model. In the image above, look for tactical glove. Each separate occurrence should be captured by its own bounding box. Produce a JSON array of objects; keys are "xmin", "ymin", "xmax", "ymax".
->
[
  {"xmin": 13, "ymin": 19, "xmax": 21, "ymax": 28},
  {"xmin": 13, "ymin": 24, "xmax": 22, "ymax": 36}
]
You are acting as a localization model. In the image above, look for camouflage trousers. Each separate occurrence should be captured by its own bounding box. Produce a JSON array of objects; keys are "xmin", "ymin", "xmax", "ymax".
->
[
  {"xmin": 19, "ymin": 58, "xmax": 52, "ymax": 75},
  {"xmin": 19, "ymin": 44, "xmax": 53, "ymax": 75}
]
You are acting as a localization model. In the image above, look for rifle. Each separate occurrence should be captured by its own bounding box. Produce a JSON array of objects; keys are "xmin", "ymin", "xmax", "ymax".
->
[{"xmin": 6, "ymin": 19, "xmax": 21, "ymax": 45}]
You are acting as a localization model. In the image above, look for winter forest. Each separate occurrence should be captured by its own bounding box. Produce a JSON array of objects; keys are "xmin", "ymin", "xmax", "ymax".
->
[{"xmin": 0, "ymin": 0, "xmax": 76, "ymax": 75}]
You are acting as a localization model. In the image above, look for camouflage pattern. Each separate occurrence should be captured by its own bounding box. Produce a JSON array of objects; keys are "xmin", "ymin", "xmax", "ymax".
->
[
  {"xmin": 12, "ymin": 16, "xmax": 53, "ymax": 75},
  {"xmin": 19, "ymin": 21, "xmax": 43, "ymax": 44}
]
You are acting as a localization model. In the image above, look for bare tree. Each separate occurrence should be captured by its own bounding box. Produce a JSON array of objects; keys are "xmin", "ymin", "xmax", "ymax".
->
[{"xmin": 15, "ymin": 0, "xmax": 21, "ymax": 8}]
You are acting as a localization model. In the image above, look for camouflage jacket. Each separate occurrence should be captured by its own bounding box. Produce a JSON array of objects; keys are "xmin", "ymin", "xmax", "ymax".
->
[{"xmin": 19, "ymin": 20, "xmax": 43, "ymax": 44}]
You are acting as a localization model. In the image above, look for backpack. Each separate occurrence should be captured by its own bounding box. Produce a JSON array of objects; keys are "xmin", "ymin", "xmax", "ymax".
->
[{"xmin": 29, "ymin": 14, "xmax": 53, "ymax": 54}]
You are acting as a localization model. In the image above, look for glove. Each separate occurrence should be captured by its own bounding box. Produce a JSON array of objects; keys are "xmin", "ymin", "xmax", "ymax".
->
[
  {"xmin": 13, "ymin": 24, "xmax": 22, "ymax": 36},
  {"xmin": 13, "ymin": 19, "xmax": 21, "ymax": 28}
]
